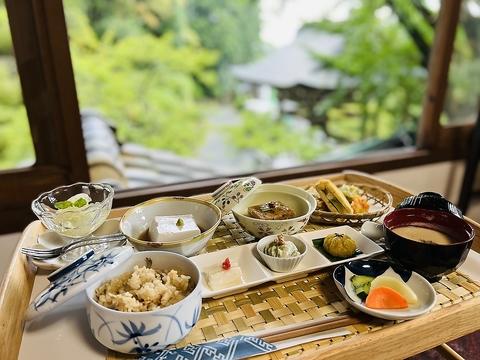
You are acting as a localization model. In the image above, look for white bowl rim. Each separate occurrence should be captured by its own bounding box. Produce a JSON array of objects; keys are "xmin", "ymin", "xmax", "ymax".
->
[
  {"xmin": 86, "ymin": 251, "xmax": 201, "ymax": 315},
  {"xmin": 120, "ymin": 196, "xmax": 222, "ymax": 246},
  {"xmin": 257, "ymin": 235, "xmax": 307, "ymax": 260},
  {"xmin": 232, "ymin": 185, "xmax": 316, "ymax": 223}
]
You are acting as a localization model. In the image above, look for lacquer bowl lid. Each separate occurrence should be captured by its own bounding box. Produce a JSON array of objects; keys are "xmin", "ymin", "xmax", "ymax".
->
[{"xmin": 396, "ymin": 192, "xmax": 462, "ymax": 218}]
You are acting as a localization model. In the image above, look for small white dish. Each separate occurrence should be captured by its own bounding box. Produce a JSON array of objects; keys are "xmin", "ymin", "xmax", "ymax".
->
[
  {"xmin": 190, "ymin": 245, "xmax": 271, "ymax": 298},
  {"xmin": 333, "ymin": 259, "xmax": 436, "ymax": 320},
  {"xmin": 31, "ymin": 218, "xmax": 122, "ymax": 270},
  {"xmin": 257, "ymin": 235, "xmax": 306, "ymax": 272}
]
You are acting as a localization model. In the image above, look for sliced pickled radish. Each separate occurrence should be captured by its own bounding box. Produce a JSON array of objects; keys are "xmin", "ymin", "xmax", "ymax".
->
[
  {"xmin": 365, "ymin": 287, "xmax": 408, "ymax": 309},
  {"xmin": 370, "ymin": 275, "xmax": 418, "ymax": 304}
]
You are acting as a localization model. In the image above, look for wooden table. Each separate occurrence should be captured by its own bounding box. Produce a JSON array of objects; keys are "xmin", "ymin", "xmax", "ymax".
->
[{"xmin": 1, "ymin": 171, "xmax": 479, "ymax": 360}]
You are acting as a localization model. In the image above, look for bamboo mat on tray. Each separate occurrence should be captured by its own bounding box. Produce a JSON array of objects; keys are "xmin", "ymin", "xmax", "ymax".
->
[{"xmin": 107, "ymin": 214, "xmax": 480, "ymax": 360}]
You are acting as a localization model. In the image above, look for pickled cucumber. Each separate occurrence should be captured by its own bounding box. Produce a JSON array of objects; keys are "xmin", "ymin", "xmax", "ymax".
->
[{"xmin": 350, "ymin": 275, "xmax": 374, "ymax": 300}]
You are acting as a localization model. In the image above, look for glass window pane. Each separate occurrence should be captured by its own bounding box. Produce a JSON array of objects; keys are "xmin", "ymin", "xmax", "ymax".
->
[
  {"xmin": 0, "ymin": 0, "xmax": 35, "ymax": 170},
  {"xmin": 442, "ymin": 0, "xmax": 480, "ymax": 125},
  {"xmin": 64, "ymin": 0, "xmax": 440, "ymax": 189}
]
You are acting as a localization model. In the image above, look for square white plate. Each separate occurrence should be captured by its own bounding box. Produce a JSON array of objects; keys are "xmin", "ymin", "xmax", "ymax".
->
[
  {"xmin": 295, "ymin": 225, "xmax": 385, "ymax": 266},
  {"xmin": 190, "ymin": 244, "xmax": 271, "ymax": 298}
]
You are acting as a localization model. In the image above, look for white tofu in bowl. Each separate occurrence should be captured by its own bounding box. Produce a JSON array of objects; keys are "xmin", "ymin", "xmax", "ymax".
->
[
  {"xmin": 149, "ymin": 214, "xmax": 201, "ymax": 243},
  {"xmin": 120, "ymin": 197, "xmax": 222, "ymax": 256}
]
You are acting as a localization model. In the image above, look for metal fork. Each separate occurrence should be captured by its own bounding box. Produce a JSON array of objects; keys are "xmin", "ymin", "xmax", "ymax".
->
[{"xmin": 21, "ymin": 233, "xmax": 127, "ymax": 259}]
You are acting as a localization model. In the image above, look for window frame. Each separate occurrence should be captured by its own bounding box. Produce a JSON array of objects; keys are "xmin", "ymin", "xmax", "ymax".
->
[
  {"xmin": 1, "ymin": 0, "xmax": 89, "ymax": 233},
  {"xmin": 1, "ymin": 0, "xmax": 469, "ymax": 233}
]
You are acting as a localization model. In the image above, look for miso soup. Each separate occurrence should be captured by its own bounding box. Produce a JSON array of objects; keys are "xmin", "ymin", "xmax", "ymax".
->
[{"xmin": 392, "ymin": 226, "xmax": 456, "ymax": 245}]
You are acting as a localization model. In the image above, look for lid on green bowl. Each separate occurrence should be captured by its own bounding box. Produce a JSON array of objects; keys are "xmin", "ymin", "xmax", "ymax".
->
[
  {"xmin": 211, "ymin": 177, "xmax": 262, "ymax": 216},
  {"xmin": 26, "ymin": 246, "xmax": 134, "ymax": 321}
]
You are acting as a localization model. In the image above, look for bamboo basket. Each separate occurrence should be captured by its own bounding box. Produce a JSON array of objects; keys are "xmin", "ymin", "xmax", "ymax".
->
[{"xmin": 309, "ymin": 182, "xmax": 393, "ymax": 226}]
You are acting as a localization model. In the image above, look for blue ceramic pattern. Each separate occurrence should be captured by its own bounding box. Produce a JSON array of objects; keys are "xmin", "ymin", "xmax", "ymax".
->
[
  {"xmin": 47, "ymin": 249, "xmax": 95, "ymax": 282},
  {"xmin": 33, "ymin": 247, "xmax": 129, "ymax": 311},
  {"xmin": 332, "ymin": 258, "xmax": 437, "ymax": 320},
  {"xmin": 333, "ymin": 259, "xmax": 412, "ymax": 287},
  {"xmin": 140, "ymin": 335, "xmax": 277, "ymax": 360},
  {"xmin": 92, "ymin": 301, "xmax": 203, "ymax": 354}
]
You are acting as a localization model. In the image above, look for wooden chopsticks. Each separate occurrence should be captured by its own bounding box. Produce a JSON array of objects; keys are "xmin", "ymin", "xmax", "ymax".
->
[{"xmin": 260, "ymin": 314, "xmax": 364, "ymax": 344}]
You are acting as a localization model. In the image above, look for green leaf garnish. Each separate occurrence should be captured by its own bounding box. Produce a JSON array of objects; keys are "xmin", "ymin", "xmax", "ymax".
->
[
  {"xmin": 73, "ymin": 198, "xmax": 88, "ymax": 208},
  {"xmin": 176, "ymin": 218, "xmax": 184, "ymax": 227},
  {"xmin": 54, "ymin": 200, "xmax": 73, "ymax": 210}
]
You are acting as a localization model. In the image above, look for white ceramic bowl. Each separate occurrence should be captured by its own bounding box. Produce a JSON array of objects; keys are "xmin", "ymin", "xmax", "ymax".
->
[
  {"xmin": 257, "ymin": 235, "xmax": 307, "ymax": 272},
  {"xmin": 86, "ymin": 251, "xmax": 202, "ymax": 354},
  {"xmin": 120, "ymin": 197, "xmax": 221, "ymax": 256},
  {"xmin": 232, "ymin": 184, "xmax": 316, "ymax": 238}
]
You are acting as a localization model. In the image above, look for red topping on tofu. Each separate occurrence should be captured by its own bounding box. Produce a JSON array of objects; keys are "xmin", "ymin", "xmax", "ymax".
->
[{"xmin": 222, "ymin": 257, "xmax": 231, "ymax": 270}]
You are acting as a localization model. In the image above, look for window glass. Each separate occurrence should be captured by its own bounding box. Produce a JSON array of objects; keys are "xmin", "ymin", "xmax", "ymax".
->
[
  {"xmin": 442, "ymin": 0, "xmax": 480, "ymax": 125},
  {"xmin": 0, "ymin": 0, "xmax": 35, "ymax": 170},
  {"xmin": 64, "ymin": 0, "xmax": 439, "ymax": 189}
]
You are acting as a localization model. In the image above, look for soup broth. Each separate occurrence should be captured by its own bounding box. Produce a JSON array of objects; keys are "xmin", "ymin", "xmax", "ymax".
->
[{"xmin": 392, "ymin": 225, "xmax": 456, "ymax": 245}]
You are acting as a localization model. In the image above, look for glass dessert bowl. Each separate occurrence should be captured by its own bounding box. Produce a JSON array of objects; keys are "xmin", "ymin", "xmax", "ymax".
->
[{"xmin": 31, "ymin": 182, "xmax": 114, "ymax": 239}]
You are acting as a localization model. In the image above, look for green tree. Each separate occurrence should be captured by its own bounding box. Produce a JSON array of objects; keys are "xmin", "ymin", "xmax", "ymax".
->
[
  {"xmin": 225, "ymin": 111, "xmax": 330, "ymax": 161},
  {"xmin": 67, "ymin": 0, "xmax": 261, "ymax": 97},
  {"xmin": 65, "ymin": 2, "xmax": 219, "ymax": 155},
  {"xmin": 0, "ymin": 4, "xmax": 34, "ymax": 169},
  {"xmin": 310, "ymin": 0, "xmax": 433, "ymax": 141},
  {"xmin": 187, "ymin": 0, "xmax": 261, "ymax": 95}
]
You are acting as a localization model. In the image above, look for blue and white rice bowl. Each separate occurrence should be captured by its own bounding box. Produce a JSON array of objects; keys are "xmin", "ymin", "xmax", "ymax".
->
[{"xmin": 85, "ymin": 251, "xmax": 202, "ymax": 354}]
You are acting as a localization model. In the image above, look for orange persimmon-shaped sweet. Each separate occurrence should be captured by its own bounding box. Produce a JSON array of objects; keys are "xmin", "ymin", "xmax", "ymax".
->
[{"xmin": 365, "ymin": 286, "xmax": 408, "ymax": 309}]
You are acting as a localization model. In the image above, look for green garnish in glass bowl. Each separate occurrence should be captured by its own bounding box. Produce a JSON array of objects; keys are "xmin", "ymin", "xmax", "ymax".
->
[
  {"xmin": 176, "ymin": 218, "xmax": 185, "ymax": 227},
  {"xmin": 54, "ymin": 196, "xmax": 89, "ymax": 210},
  {"xmin": 73, "ymin": 197, "xmax": 88, "ymax": 208},
  {"xmin": 54, "ymin": 200, "xmax": 73, "ymax": 210}
]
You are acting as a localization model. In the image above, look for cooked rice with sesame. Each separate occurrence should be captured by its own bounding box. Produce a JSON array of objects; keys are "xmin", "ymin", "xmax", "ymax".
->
[{"xmin": 95, "ymin": 265, "xmax": 191, "ymax": 312}]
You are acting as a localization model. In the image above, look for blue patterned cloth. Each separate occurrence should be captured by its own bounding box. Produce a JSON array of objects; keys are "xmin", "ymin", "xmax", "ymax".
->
[{"xmin": 139, "ymin": 335, "xmax": 276, "ymax": 360}]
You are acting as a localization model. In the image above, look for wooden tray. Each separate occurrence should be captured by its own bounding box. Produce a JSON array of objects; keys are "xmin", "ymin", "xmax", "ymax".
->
[{"xmin": 2, "ymin": 171, "xmax": 480, "ymax": 360}]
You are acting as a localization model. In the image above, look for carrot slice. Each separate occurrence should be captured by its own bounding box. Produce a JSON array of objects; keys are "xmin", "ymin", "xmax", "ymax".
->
[{"xmin": 365, "ymin": 286, "xmax": 408, "ymax": 309}]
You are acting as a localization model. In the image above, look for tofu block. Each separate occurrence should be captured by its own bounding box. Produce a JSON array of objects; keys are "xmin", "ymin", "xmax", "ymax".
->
[
  {"xmin": 148, "ymin": 214, "xmax": 201, "ymax": 242},
  {"xmin": 206, "ymin": 263, "xmax": 244, "ymax": 291}
]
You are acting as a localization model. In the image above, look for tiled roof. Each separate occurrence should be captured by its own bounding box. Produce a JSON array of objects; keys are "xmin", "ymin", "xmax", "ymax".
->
[
  {"xmin": 81, "ymin": 110, "xmax": 224, "ymax": 189},
  {"xmin": 231, "ymin": 29, "xmax": 356, "ymax": 89}
]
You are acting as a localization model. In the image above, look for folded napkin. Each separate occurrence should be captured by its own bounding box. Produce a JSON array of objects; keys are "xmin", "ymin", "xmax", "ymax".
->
[{"xmin": 139, "ymin": 335, "xmax": 277, "ymax": 360}]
